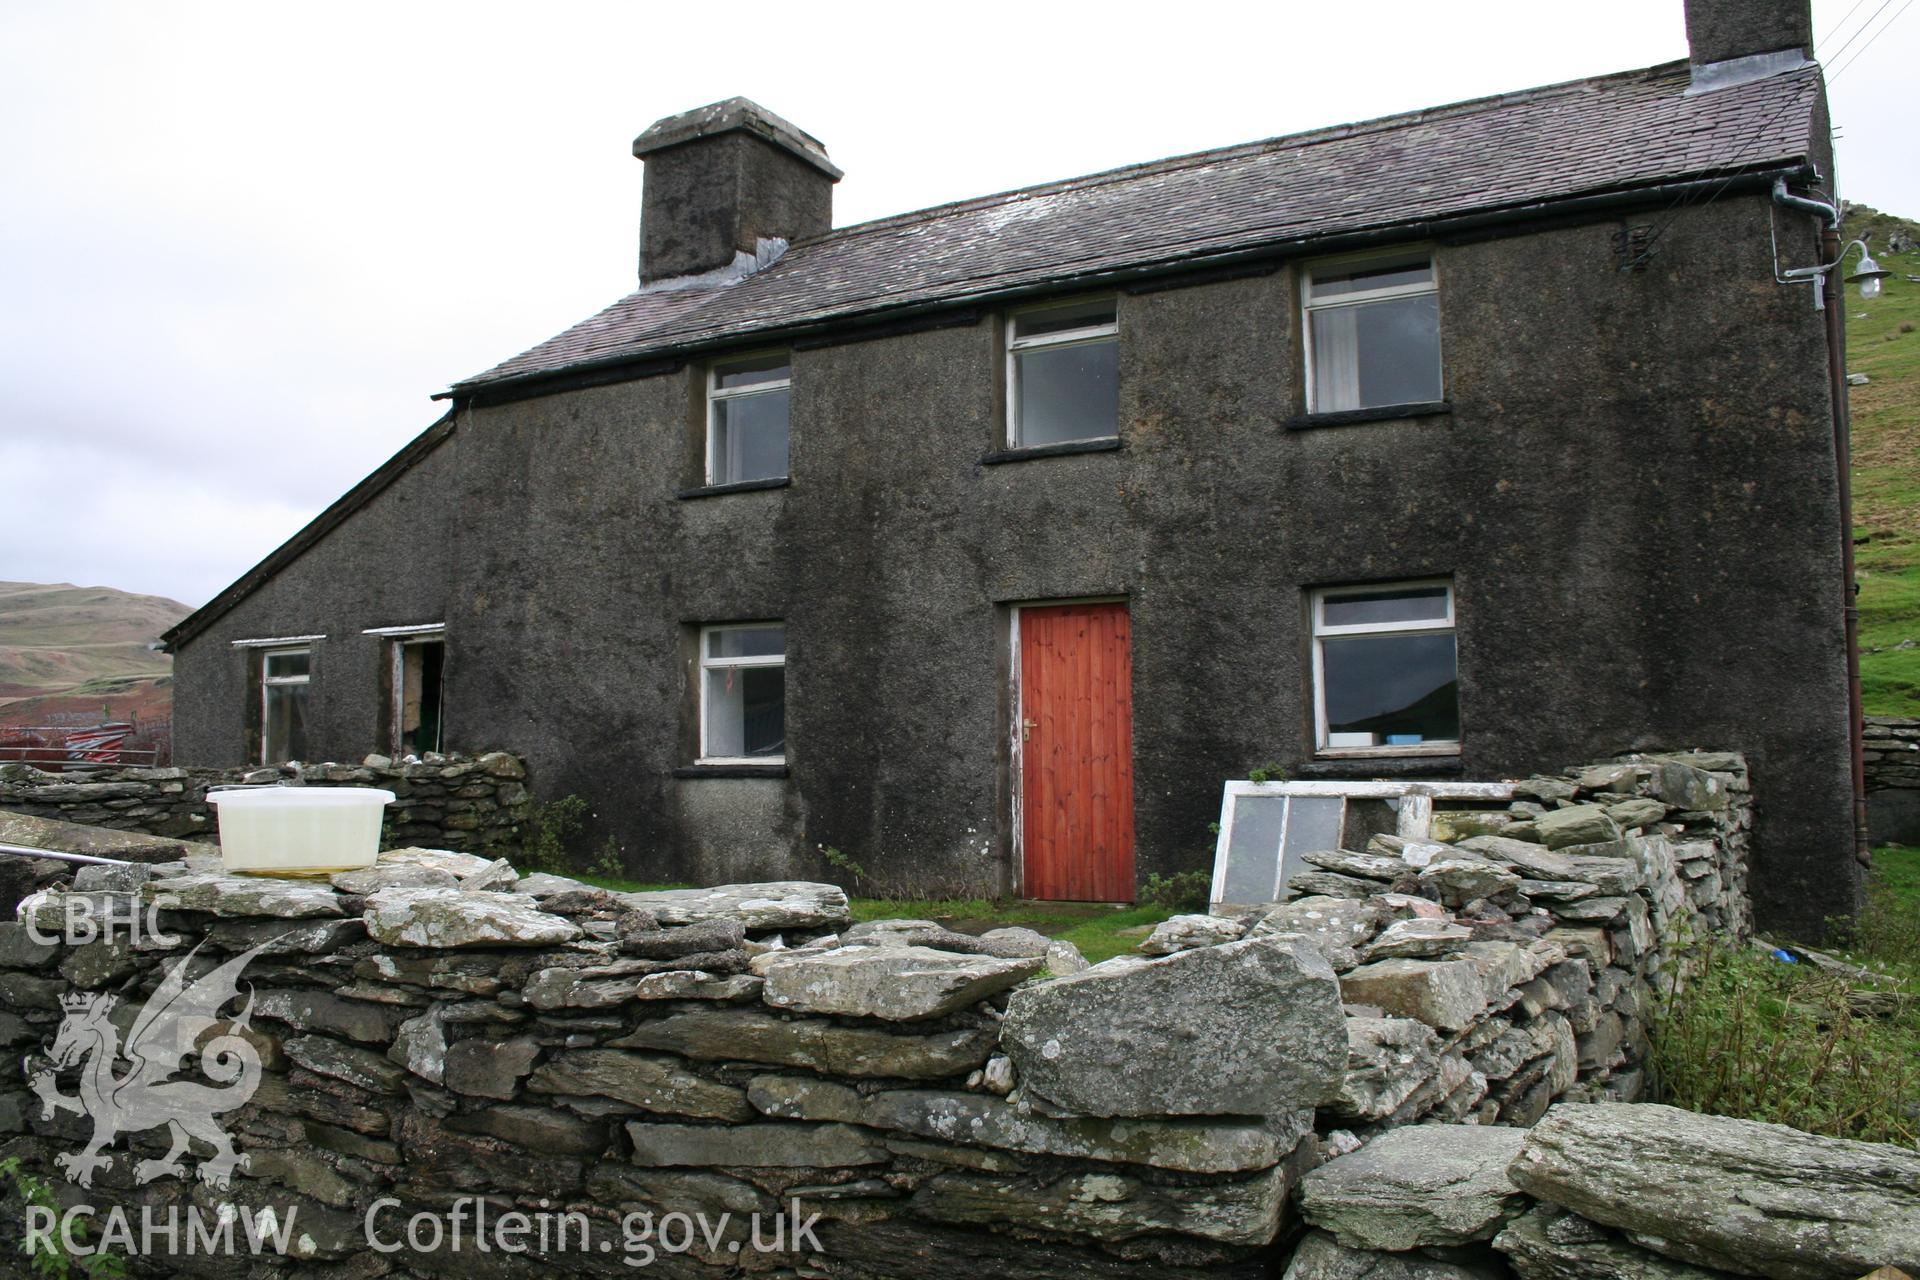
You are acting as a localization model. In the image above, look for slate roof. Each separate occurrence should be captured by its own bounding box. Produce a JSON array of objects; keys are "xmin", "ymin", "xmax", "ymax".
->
[{"xmin": 455, "ymin": 59, "xmax": 1822, "ymax": 395}]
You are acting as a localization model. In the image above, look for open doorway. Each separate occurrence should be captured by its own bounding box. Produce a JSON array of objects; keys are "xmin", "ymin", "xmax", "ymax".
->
[{"xmin": 391, "ymin": 636, "xmax": 444, "ymax": 756}]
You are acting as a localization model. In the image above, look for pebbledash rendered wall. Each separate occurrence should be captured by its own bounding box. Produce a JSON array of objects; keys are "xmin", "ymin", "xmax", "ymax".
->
[
  {"xmin": 0, "ymin": 752, "xmax": 1800, "ymax": 1278},
  {"xmin": 167, "ymin": 193, "xmax": 1861, "ymax": 939},
  {"xmin": 0, "ymin": 753, "xmax": 532, "ymax": 854}
]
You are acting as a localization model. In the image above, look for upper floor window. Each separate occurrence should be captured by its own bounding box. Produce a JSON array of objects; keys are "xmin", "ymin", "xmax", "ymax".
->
[
  {"xmin": 1007, "ymin": 299, "xmax": 1118, "ymax": 447},
  {"xmin": 699, "ymin": 624, "xmax": 786, "ymax": 763},
  {"xmin": 1311, "ymin": 581, "xmax": 1458, "ymax": 755},
  {"xmin": 706, "ymin": 354, "xmax": 790, "ymax": 485},
  {"xmin": 260, "ymin": 647, "xmax": 311, "ymax": 763},
  {"xmin": 1303, "ymin": 256, "xmax": 1442, "ymax": 413}
]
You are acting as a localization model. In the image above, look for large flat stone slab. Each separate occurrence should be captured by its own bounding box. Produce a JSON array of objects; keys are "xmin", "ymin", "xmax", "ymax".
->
[
  {"xmin": 759, "ymin": 944, "xmax": 1040, "ymax": 1019},
  {"xmin": 1494, "ymin": 1206, "xmax": 1742, "ymax": 1280},
  {"xmin": 1285, "ymin": 1230, "xmax": 1513, "ymax": 1279},
  {"xmin": 612, "ymin": 1008, "xmax": 993, "ymax": 1079},
  {"xmin": 0, "ymin": 811, "xmax": 191, "ymax": 862},
  {"xmin": 909, "ymin": 1165, "xmax": 1291, "ymax": 1247},
  {"xmin": 1001, "ymin": 936, "xmax": 1346, "ymax": 1118},
  {"xmin": 617, "ymin": 882, "xmax": 850, "ymax": 930},
  {"xmin": 527, "ymin": 1049, "xmax": 753, "ymax": 1121},
  {"xmin": 1507, "ymin": 1102, "xmax": 1920, "ymax": 1280},
  {"xmin": 746, "ymin": 1073, "xmax": 1302, "ymax": 1174},
  {"xmin": 362, "ymin": 888, "xmax": 580, "ymax": 948},
  {"xmin": 144, "ymin": 872, "xmax": 345, "ymax": 919},
  {"xmin": 1298, "ymin": 1123, "xmax": 1528, "ymax": 1250}
]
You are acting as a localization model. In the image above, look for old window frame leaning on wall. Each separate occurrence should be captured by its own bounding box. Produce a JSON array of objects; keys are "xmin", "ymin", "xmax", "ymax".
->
[
  {"xmin": 698, "ymin": 623, "xmax": 787, "ymax": 764},
  {"xmin": 1311, "ymin": 580, "xmax": 1460, "ymax": 758},
  {"xmin": 259, "ymin": 646, "xmax": 311, "ymax": 764},
  {"xmin": 1302, "ymin": 253, "xmax": 1443, "ymax": 413},
  {"xmin": 1006, "ymin": 298, "xmax": 1120, "ymax": 448},
  {"xmin": 706, "ymin": 353, "xmax": 792, "ymax": 486}
]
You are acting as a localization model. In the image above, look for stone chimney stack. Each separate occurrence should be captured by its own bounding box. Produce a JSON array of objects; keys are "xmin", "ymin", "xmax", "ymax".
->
[
  {"xmin": 1684, "ymin": 0, "xmax": 1814, "ymax": 74},
  {"xmin": 631, "ymin": 98, "xmax": 841, "ymax": 285}
]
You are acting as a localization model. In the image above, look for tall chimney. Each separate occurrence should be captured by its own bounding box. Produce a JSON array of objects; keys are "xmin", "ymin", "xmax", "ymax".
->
[
  {"xmin": 631, "ymin": 98, "xmax": 841, "ymax": 285},
  {"xmin": 1684, "ymin": 0, "xmax": 1813, "ymax": 72}
]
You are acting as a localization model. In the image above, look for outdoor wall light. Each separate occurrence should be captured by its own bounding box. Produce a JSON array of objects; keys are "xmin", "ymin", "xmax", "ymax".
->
[{"xmin": 1841, "ymin": 245, "xmax": 1892, "ymax": 300}]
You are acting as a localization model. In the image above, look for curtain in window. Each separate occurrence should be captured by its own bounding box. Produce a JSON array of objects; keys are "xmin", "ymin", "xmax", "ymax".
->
[{"xmin": 1312, "ymin": 307, "xmax": 1361, "ymax": 412}]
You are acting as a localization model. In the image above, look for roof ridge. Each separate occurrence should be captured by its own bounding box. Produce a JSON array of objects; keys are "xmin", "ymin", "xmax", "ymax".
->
[{"xmin": 790, "ymin": 59, "xmax": 1697, "ymax": 250}]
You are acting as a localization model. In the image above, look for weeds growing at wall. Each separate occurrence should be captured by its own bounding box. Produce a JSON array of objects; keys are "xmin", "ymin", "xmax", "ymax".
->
[
  {"xmin": 1, "ymin": 1157, "xmax": 126, "ymax": 1277},
  {"xmin": 520, "ymin": 794, "xmax": 589, "ymax": 874},
  {"xmin": 1139, "ymin": 870, "xmax": 1212, "ymax": 913},
  {"xmin": 1649, "ymin": 846, "xmax": 1920, "ymax": 1148}
]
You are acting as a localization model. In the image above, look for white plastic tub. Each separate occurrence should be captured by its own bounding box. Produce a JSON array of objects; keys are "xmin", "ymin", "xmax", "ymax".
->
[{"xmin": 207, "ymin": 787, "xmax": 394, "ymax": 876}]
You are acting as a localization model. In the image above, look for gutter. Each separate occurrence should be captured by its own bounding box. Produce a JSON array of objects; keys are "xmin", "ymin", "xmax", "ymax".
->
[
  {"xmin": 444, "ymin": 167, "xmax": 1815, "ymax": 408},
  {"xmin": 1771, "ymin": 178, "xmax": 1872, "ymax": 875}
]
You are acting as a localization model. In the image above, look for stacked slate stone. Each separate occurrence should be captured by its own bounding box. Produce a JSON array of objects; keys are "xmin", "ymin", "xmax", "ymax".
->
[
  {"xmin": 0, "ymin": 851, "xmax": 1360, "ymax": 1277},
  {"xmin": 1140, "ymin": 753, "xmax": 1752, "ymax": 1131},
  {"xmin": 1865, "ymin": 715, "xmax": 1920, "ymax": 844},
  {"xmin": 0, "ymin": 751, "xmax": 533, "ymax": 852},
  {"xmin": 1287, "ymin": 1103, "xmax": 1920, "ymax": 1278}
]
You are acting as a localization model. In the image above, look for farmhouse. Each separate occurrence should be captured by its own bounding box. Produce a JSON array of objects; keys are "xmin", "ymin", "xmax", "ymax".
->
[{"xmin": 165, "ymin": 0, "xmax": 1864, "ymax": 934}]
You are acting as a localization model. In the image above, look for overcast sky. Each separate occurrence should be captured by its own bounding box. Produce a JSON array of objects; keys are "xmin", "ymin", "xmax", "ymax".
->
[{"xmin": 3, "ymin": 0, "xmax": 1913, "ymax": 610}]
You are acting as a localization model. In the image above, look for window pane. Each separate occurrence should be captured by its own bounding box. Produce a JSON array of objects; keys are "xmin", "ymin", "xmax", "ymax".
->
[
  {"xmin": 264, "ymin": 681, "xmax": 308, "ymax": 762},
  {"xmin": 1323, "ymin": 586, "xmax": 1449, "ymax": 629},
  {"xmin": 711, "ymin": 388, "xmax": 790, "ymax": 483},
  {"xmin": 1312, "ymin": 293, "xmax": 1441, "ymax": 411},
  {"xmin": 1013, "ymin": 301, "xmax": 1116, "ymax": 340},
  {"xmin": 714, "ymin": 355, "xmax": 790, "ymax": 390},
  {"xmin": 1014, "ymin": 339, "xmax": 1118, "ymax": 446},
  {"xmin": 708, "ymin": 626, "xmax": 785, "ymax": 659},
  {"xmin": 1221, "ymin": 794, "xmax": 1289, "ymax": 904},
  {"xmin": 1323, "ymin": 632, "xmax": 1459, "ymax": 745},
  {"xmin": 264, "ymin": 650, "xmax": 310, "ymax": 679},
  {"xmin": 1310, "ymin": 260, "xmax": 1433, "ymax": 299},
  {"xmin": 705, "ymin": 664, "xmax": 785, "ymax": 758}
]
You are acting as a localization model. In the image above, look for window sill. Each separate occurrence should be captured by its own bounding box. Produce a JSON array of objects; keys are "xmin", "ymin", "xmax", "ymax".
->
[
  {"xmin": 676, "ymin": 477, "xmax": 790, "ymax": 500},
  {"xmin": 673, "ymin": 763, "xmax": 789, "ymax": 780},
  {"xmin": 980, "ymin": 437, "xmax": 1121, "ymax": 466},
  {"xmin": 1286, "ymin": 401, "xmax": 1452, "ymax": 431},
  {"xmin": 1297, "ymin": 748, "xmax": 1463, "ymax": 779}
]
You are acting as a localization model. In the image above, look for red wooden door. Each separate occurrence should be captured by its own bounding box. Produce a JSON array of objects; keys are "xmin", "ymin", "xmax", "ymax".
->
[{"xmin": 1019, "ymin": 602, "xmax": 1135, "ymax": 901}]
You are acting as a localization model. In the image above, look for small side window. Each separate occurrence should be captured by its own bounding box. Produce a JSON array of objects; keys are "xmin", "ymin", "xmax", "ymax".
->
[
  {"xmin": 1007, "ymin": 299, "xmax": 1118, "ymax": 447},
  {"xmin": 1310, "ymin": 581, "xmax": 1459, "ymax": 755},
  {"xmin": 260, "ymin": 647, "xmax": 311, "ymax": 764},
  {"xmin": 698, "ymin": 624, "xmax": 786, "ymax": 763},
  {"xmin": 706, "ymin": 354, "xmax": 791, "ymax": 485},
  {"xmin": 1303, "ymin": 256, "xmax": 1441, "ymax": 413}
]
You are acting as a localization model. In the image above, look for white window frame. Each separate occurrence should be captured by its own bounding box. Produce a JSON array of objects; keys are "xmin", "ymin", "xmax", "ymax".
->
[
  {"xmin": 1310, "ymin": 579, "xmax": 1459, "ymax": 759},
  {"xmin": 1301, "ymin": 251, "xmax": 1442, "ymax": 415},
  {"xmin": 1005, "ymin": 298, "xmax": 1120, "ymax": 448},
  {"xmin": 259, "ymin": 645, "xmax": 311, "ymax": 764},
  {"xmin": 705, "ymin": 353, "xmax": 792, "ymax": 486},
  {"xmin": 697, "ymin": 622, "xmax": 786, "ymax": 765}
]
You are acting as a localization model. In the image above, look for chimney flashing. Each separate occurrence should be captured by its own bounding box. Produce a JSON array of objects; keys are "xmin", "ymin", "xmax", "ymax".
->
[
  {"xmin": 633, "ymin": 97, "xmax": 843, "ymax": 181},
  {"xmin": 1686, "ymin": 48, "xmax": 1814, "ymax": 95}
]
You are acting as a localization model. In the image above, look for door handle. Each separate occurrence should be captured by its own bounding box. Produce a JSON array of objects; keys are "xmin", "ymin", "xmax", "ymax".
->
[{"xmin": 1022, "ymin": 718, "xmax": 1037, "ymax": 743}]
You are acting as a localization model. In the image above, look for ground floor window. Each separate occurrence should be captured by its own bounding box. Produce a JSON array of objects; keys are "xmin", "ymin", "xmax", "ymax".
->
[
  {"xmin": 699, "ymin": 624, "xmax": 785, "ymax": 762},
  {"xmin": 261, "ymin": 647, "xmax": 310, "ymax": 763},
  {"xmin": 1311, "ymin": 580, "xmax": 1458, "ymax": 754}
]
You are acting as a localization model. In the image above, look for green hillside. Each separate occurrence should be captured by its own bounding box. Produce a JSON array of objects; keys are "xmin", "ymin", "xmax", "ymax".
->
[
  {"xmin": 0, "ymin": 581, "xmax": 186, "ymax": 700},
  {"xmin": 1844, "ymin": 204, "xmax": 1920, "ymax": 715}
]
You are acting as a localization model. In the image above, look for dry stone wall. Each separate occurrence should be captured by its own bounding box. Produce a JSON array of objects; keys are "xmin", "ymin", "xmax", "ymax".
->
[
  {"xmin": 0, "ymin": 751, "xmax": 532, "ymax": 854},
  {"xmin": 0, "ymin": 751, "xmax": 1775, "ymax": 1277},
  {"xmin": 1147, "ymin": 751, "xmax": 1753, "ymax": 1129},
  {"xmin": 1865, "ymin": 715, "xmax": 1920, "ymax": 846}
]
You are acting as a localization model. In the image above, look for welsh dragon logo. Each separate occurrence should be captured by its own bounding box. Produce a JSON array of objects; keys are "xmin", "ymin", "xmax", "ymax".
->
[{"xmin": 29, "ymin": 941, "xmax": 270, "ymax": 1190}]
